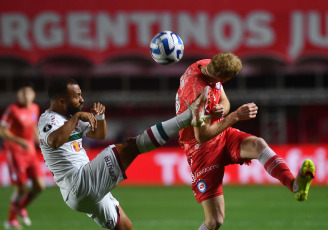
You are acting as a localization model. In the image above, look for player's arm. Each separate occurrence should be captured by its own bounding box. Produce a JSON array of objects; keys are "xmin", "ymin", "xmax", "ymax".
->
[
  {"xmin": 86, "ymin": 102, "xmax": 107, "ymax": 140},
  {"xmin": 0, "ymin": 125, "xmax": 30, "ymax": 150},
  {"xmin": 194, "ymin": 103, "xmax": 258, "ymax": 143},
  {"xmin": 47, "ymin": 112, "xmax": 97, "ymax": 149},
  {"xmin": 212, "ymin": 86, "xmax": 230, "ymax": 118},
  {"xmin": 34, "ymin": 126, "xmax": 40, "ymax": 146},
  {"xmin": 219, "ymin": 86, "xmax": 230, "ymax": 116}
]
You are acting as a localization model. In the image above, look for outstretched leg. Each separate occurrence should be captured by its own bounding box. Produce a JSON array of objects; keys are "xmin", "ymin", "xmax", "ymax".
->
[
  {"xmin": 240, "ymin": 136, "xmax": 315, "ymax": 200},
  {"xmin": 115, "ymin": 87, "xmax": 209, "ymax": 170},
  {"xmin": 136, "ymin": 86, "xmax": 209, "ymax": 154}
]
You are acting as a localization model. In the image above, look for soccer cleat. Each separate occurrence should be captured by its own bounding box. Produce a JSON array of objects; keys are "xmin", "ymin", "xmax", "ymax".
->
[
  {"xmin": 187, "ymin": 86, "xmax": 210, "ymax": 127},
  {"xmin": 4, "ymin": 220, "xmax": 22, "ymax": 230},
  {"xmin": 17, "ymin": 208, "xmax": 31, "ymax": 226},
  {"xmin": 293, "ymin": 159, "xmax": 315, "ymax": 201}
]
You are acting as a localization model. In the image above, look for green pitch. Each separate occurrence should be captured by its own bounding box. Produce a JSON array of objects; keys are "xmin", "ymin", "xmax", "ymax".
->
[{"xmin": 0, "ymin": 186, "xmax": 327, "ymax": 230}]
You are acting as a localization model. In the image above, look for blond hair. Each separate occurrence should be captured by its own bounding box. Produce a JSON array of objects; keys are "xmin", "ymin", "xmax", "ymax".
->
[{"xmin": 207, "ymin": 52, "xmax": 242, "ymax": 79}]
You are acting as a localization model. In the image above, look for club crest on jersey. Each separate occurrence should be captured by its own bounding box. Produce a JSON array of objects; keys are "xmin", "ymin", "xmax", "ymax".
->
[
  {"xmin": 216, "ymin": 82, "xmax": 221, "ymax": 89},
  {"xmin": 71, "ymin": 141, "xmax": 82, "ymax": 152},
  {"xmin": 197, "ymin": 180, "xmax": 207, "ymax": 193}
]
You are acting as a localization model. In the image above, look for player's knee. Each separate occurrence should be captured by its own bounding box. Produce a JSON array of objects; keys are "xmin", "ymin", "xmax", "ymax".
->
[
  {"xmin": 254, "ymin": 137, "xmax": 268, "ymax": 156},
  {"xmin": 15, "ymin": 184, "xmax": 27, "ymax": 194},
  {"xmin": 217, "ymin": 214, "xmax": 225, "ymax": 228},
  {"xmin": 122, "ymin": 137, "xmax": 139, "ymax": 155},
  {"xmin": 32, "ymin": 180, "xmax": 45, "ymax": 194},
  {"xmin": 207, "ymin": 215, "xmax": 224, "ymax": 229},
  {"xmin": 34, "ymin": 183, "xmax": 45, "ymax": 194}
]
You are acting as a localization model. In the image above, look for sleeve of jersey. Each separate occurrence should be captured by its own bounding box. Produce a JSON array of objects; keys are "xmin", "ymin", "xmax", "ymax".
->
[
  {"xmin": 0, "ymin": 107, "xmax": 12, "ymax": 128},
  {"xmin": 38, "ymin": 115, "xmax": 62, "ymax": 147},
  {"xmin": 80, "ymin": 121, "xmax": 91, "ymax": 136}
]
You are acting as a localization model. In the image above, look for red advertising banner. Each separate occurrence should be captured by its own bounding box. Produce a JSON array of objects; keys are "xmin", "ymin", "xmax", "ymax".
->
[
  {"xmin": 0, "ymin": 0, "xmax": 328, "ymax": 65},
  {"xmin": 0, "ymin": 144, "xmax": 327, "ymax": 187}
]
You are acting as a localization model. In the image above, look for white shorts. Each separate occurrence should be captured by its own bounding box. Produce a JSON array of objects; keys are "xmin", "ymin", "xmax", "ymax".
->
[{"xmin": 65, "ymin": 145, "xmax": 127, "ymax": 229}]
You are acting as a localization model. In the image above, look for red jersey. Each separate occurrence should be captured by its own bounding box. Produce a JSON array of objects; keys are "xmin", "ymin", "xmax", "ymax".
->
[
  {"xmin": 176, "ymin": 59, "xmax": 223, "ymax": 158},
  {"xmin": 176, "ymin": 60, "xmax": 254, "ymax": 203},
  {"xmin": 1, "ymin": 102, "xmax": 39, "ymax": 154}
]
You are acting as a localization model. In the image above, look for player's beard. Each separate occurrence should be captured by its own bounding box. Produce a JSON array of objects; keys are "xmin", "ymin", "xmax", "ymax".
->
[{"xmin": 67, "ymin": 102, "xmax": 83, "ymax": 117}]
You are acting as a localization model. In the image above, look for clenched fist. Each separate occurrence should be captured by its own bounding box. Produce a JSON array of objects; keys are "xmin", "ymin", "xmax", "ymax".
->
[
  {"xmin": 235, "ymin": 103, "xmax": 258, "ymax": 120},
  {"xmin": 91, "ymin": 102, "xmax": 106, "ymax": 116}
]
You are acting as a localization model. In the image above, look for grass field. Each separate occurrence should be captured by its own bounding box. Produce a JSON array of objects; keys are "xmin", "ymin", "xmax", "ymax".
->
[{"xmin": 0, "ymin": 186, "xmax": 327, "ymax": 230}]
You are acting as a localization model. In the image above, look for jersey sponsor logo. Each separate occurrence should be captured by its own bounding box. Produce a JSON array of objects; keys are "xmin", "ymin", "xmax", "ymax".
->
[
  {"xmin": 191, "ymin": 172, "xmax": 195, "ymax": 183},
  {"xmin": 104, "ymin": 156, "xmax": 117, "ymax": 181},
  {"xmin": 71, "ymin": 141, "xmax": 82, "ymax": 152},
  {"xmin": 197, "ymin": 180, "xmax": 207, "ymax": 193},
  {"xmin": 43, "ymin": 124, "xmax": 52, "ymax": 132},
  {"xmin": 196, "ymin": 164, "xmax": 219, "ymax": 178}
]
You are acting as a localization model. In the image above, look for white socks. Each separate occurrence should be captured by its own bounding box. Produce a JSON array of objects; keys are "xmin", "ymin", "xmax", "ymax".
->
[
  {"xmin": 258, "ymin": 147, "xmax": 276, "ymax": 166},
  {"xmin": 136, "ymin": 109, "xmax": 191, "ymax": 153},
  {"xmin": 198, "ymin": 222, "xmax": 210, "ymax": 230}
]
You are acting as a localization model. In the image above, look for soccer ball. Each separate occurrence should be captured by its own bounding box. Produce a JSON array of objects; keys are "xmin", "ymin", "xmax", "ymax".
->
[{"xmin": 149, "ymin": 31, "xmax": 184, "ymax": 65}]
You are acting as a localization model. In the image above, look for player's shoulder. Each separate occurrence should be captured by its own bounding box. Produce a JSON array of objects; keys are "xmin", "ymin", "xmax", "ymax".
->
[
  {"xmin": 39, "ymin": 110, "xmax": 59, "ymax": 122},
  {"xmin": 196, "ymin": 59, "xmax": 211, "ymax": 66},
  {"xmin": 38, "ymin": 110, "xmax": 65, "ymax": 130},
  {"xmin": 6, "ymin": 102, "xmax": 18, "ymax": 111},
  {"xmin": 2, "ymin": 103, "xmax": 19, "ymax": 118},
  {"xmin": 38, "ymin": 110, "xmax": 48, "ymax": 123},
  {"xmin": 185, "ymin": 59, "xmax": 210, "ymax": 72}
]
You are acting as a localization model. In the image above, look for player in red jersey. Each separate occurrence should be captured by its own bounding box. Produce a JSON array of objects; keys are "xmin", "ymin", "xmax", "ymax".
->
[
  {"xmin": 0, "ymin": 83, "xmax": 44, "ymax": 229},
  {"xmin": 176, "ymin": 52, "xmax": 315, "ymax": 230}
]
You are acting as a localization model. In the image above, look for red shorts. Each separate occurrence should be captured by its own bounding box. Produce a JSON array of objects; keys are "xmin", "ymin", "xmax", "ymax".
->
[
  {"xmin": 188, "ymin": 127, "xmax": 253, "ymax": 203},
  {"xmin": 5, "ymin": 147, "xmax": 43, "ymax": 185}
]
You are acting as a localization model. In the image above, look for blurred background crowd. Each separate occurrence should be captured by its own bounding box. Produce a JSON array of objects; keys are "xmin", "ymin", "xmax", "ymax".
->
[{"xmin": 0, "ymin": 0, "xmax": 327, "ymax": 149}]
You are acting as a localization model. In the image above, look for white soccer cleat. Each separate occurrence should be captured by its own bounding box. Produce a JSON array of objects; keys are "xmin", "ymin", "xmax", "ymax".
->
[
  {"xmin": 187, "ymin": 86, "xmax": 210, "ymax": 127},
  {"xmin": 4, "ymin": 220, "xmax": 22, "ymax": 230},
  {"xmin": 17, "ymin": 216, "xmax": 31, "ymax": 227},
  {"xmin": 18, "ymin": 208, "xmax": 31, "ymax": 226}
]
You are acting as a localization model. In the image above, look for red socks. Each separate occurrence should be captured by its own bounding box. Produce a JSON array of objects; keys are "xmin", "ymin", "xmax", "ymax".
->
[
  {"xmin": 8, "ymin": 202, "xmax": 18, "ymax": 221},
  {"xmin": 259, "ymin": 147, "xmax": 295, "ymax": 192}
]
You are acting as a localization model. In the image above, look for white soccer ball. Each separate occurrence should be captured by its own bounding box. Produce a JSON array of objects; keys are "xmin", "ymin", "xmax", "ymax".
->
[{"xmin": 149, "ymin": 31, "xmax": 184, "ymax": 65}]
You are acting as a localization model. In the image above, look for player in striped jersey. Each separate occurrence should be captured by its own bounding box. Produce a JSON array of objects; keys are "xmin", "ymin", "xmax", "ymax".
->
[{"xmin": 37, "ymin": 77, "xmax": 208, "ymax": 230}]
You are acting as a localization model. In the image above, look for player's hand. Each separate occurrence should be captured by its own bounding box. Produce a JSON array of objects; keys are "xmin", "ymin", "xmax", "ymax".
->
[
  {"xmin": 235, "ymin": 103, "xmax": 258, "ymax": 120},
  {"xmin": 18, "ymin": 139, "xmax": 30, "ymax": 150},
  {"xmin": 90, "ymin": 102, "xmax": 106, "ymax": 116},
  {"xmin": 212, "ymin": 104, "xmax": 225, "ymax": 118},
  {"xmin": 78, "ymin": 112, "xmax": 97, "ymax": 131}
]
